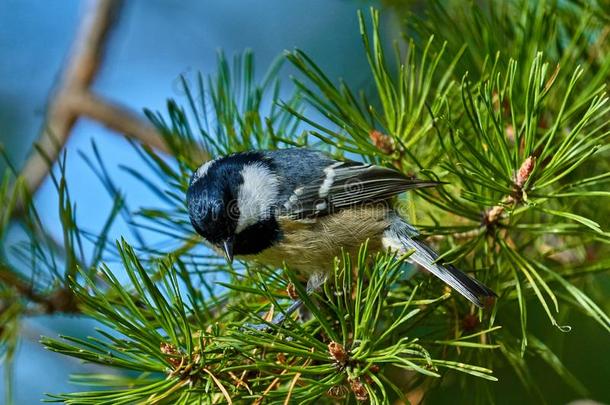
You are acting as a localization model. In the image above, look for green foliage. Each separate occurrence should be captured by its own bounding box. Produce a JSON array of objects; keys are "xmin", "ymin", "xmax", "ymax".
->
[
  {"xmin": 144, "ymin": 49, "xmax": 304, "ymax": 160},
  {"xmin": 283, "ymin": 4, "xmax": 610, "ymax": 401},
  {"xmin": 1, "ymin": 1, "xmax": 609, "ymax": 404},
  {"xmin": 286, "ymin": 10, "xmax": 463, "ymax": 167},
  {"xmin": 0, "ymin": 151, "xmax": 125, "ymax": 403},
  {"xmin": 43, "ymin": 242, "xmax": 496, "ymax": 404}
]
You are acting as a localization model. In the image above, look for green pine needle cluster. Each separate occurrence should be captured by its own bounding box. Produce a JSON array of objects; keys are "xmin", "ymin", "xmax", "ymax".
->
[{"xmin": 1, "ymin": 1, "xmax": 609, "ymax": 403}]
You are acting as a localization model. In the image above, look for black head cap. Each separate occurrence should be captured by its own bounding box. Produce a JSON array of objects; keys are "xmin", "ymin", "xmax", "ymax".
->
[
  {"xmin": 186, "ymin": 152, "xmax": 267, "ymax": 260},
  {"xmin": 187, "ymin": 182, "xmax": 235, "ymax": 243}
]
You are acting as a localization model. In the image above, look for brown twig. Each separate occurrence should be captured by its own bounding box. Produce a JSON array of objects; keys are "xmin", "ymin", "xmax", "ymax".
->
[
  {"xmin": 0, "ymin": 265, "xmax": 79, "ymax": 314},
  {"xmin": 19, "ymin": 0, "xmax": 168, "ymax": 195},
  {"xmin": 0, "ymin": 266, "xmax": 48, "ymax": 305},
  {"xmin": 427, "ymin": 156, "xmax": 536, "ymax": 243},
  {"xmin": 21, "ymin": 0, "xmax": 121, "ymax": 192},
  {"xmin": 5, "ymin": 0, "xmax": 205, "ymax": 318},
  {"xmin": 483, "ymin": 156, "xmax": 536, "ymax": 227},
  {"xmin": 71, "ymin": 91, "xmax": 169, "ymax": 152},
  {"xmin": 3, "ymin": 0, "xmax": 172, "ymax": 321}
]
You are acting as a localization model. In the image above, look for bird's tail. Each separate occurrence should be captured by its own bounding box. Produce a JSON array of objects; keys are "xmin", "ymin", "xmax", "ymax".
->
[{"xmin": 383, "ymin": 219, "xmax": 496, "ymax": 307}]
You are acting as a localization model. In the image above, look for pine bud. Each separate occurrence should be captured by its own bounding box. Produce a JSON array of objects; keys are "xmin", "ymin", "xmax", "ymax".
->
[
  {"xmin": 160, "ymin": 342, "xmax": 182, "ymax": 368},
  {"xmin": 349, "ymin": 377, "xmax": 369, "ymax": 401},
  {"xmin": 484, "ymin": 295, "xmax": 496, "ymax": 309},
  {"xmin": 363, "ymin": 374, "xmax": 373, "ymax": 385},
  {"xmin": 328, "ymin": 341, "xmax": 349, "ymax": 365},
  {"xmin": 515, "ymin": 156, "xmax": 535, "ymax": 188},
  {"xmin": 462, "ymin": 313, "xmax": 479, "ymax": 331},
  {"xmin": 160, "ymin": 342, "xmax": 178, "ymax": 355},
  {"xmin": 485, "ymin": 205, "xmax": 505, "ymax": 224},
  {"xmin": 327, "ymin": 385, "xmax": 349, "ymax": 399},
  {"xmin": 369, "ymin": 130, "xmax": 395, "ymax": 154}
]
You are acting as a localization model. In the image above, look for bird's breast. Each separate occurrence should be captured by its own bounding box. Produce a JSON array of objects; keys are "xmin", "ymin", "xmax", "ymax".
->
[{"xmin": 238, "ymin": 205, "xmax": 392, "ymax": 275}]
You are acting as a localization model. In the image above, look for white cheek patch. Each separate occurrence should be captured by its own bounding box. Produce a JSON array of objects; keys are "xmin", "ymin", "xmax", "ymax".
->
[
  {"xmin": 235, "ymin": 163, "xmax": 279, "ymax": 233},
  {"xmin": 191, "ymin": 160, "xmax": 216, "ymax": 184}
]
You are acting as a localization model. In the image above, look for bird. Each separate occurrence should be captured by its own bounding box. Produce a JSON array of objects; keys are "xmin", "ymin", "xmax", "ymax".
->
[{"xmin": 186, "ymin": 148, "xmax": 495, "ymax": 311}]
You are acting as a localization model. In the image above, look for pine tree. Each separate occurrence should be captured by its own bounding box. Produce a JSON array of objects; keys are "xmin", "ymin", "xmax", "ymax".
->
[{"xmin": 1, "ymin": 2, "xmax": 609, "ymax": 403}]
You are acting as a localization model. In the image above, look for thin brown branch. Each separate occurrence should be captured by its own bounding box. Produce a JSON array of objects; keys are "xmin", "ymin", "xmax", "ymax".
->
[
  {"xmin": 20, "ymin": 0, "xmax": 123, "ymax": 193},
  {"xmin": 70, "ymin": 91, "xmax": 170, "ymax": 153},
  {"xmin": 483, "ymin": 156, "xmax": 536, "ymax": 226},
  {"xmin": 0, "ymin": 266, "xmax": 48, "ymax": 305},
  {"xmin": 18, "ymin": 0, "xmax": 205, "ymax": 199},
  {"xmin": 4, "ymin": 0, "xmax": 173, "ymax": 315},
  {"xmin": 426, "ymin": 228, "xmax": 483, "ymax": 243},
  {"xmin": 0, "ymin": 265, "xmax": 78, "ymax": 314}
]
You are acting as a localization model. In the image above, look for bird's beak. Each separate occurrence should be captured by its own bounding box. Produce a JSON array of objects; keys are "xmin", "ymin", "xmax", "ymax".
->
[{"xmin": 222, "ymin": 238, "xmax": 234, "ymax": 264}]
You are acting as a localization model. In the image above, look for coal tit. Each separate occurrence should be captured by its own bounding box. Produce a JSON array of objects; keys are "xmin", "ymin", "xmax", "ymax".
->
[{"xmin": 186, "ymin": 148, "xmax": 495, "ymax": 307}]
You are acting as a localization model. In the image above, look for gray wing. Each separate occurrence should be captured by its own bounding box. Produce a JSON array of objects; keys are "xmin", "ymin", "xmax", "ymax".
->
[{"xmin": 266, "ymin": 149, "xmax": 442, "ymax": 219}]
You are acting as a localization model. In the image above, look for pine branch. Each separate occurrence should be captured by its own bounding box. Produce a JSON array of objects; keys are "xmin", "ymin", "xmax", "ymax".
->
[
  {"xmin": 2, "ymin": 2, "xmax": 609, "ymax": 404},
  {"xmin": 42, "ymin": 243, "xmax": 497, "ymax": 404}
]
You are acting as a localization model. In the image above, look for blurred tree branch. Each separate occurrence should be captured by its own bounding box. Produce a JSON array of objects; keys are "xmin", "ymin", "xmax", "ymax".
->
[
  {"xmin": 73, "ymin": 92, "xmax": 168, "ymax": 151},
  {"xmin": 19, "ymin": 0, "xmax": 169, "ymax": 195},
  {"xmin": 0, "ymin": 265, "xmax": 78, "ymax": 315},
  {"xmin": 3, "ymin": 0, "xmax": 205, "ymax": 320}
]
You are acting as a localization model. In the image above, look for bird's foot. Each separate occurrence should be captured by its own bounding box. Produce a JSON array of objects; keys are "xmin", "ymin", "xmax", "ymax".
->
[
  {"xmin": 242, "ymin": 273, "xmax": 326, "ymax": 332},
  {"xmin": 242, "ymin": 299, "xmax": 304, "ymax": 332}
]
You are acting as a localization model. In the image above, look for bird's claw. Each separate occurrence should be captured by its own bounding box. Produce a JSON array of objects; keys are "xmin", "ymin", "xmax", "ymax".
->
[
  {"xmin": 241, "ymin": 299, "xmax": 304, "ymax": 333},
  {"xmin": 240, "ymin": 275, "xmax": 326, "ymax": 333}
]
